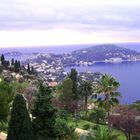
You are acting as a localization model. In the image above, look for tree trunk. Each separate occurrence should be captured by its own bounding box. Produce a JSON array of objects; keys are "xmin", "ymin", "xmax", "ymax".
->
[{"xmin": 85, "ymin": 95, "xmax": 88, "ymax": 117}]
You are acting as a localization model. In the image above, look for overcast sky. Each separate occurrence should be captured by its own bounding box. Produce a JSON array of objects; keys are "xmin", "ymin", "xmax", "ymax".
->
[{"xmin": 0, "ymin": 0, "xmax": 140, "ymax": 48}]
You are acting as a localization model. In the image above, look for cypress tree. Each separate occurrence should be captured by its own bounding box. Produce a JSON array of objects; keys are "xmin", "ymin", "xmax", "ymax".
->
[
  {"xmin": 27, "ymin": 64, "xmax": 31, "ymax": 74},
  {"xmin": 1, "ymin": 54, "xmax": 5, "ymax": 66},
  {"xmin": 69, "ymin": 68, "xmax": 79, "ymax": 126},
  {"xmin": 11, "ymin": 58, "xmax": 15, "ymax": 66},
  {"xmin": 7, "ymin": 94, "xmax": 33, "ymax": 140},
  {"xmin": 14, "ymin": 60, "xmax": 19, "ymax": 72},
  {"xmin": 32, "ymin": 84, "xmax": 57, "ymax": 140},
  {"xmin": 17, "ymin": 60, "xmax": 21, "ymax": 68},
  {"xmin": 69, "ymin": 69, "xmax": 78, "ymax": 100},
  {"xmin": 31, "ymin": 66, "xmax": 34, "ymax": 75}
]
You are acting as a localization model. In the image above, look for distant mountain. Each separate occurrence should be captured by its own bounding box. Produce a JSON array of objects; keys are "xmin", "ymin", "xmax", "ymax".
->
[{"xmin": 71, "ymin": 44, "xmax": 140, "ymax": 62}]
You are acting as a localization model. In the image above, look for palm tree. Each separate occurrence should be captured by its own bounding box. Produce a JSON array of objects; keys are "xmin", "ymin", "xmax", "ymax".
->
[
  {"xmin": 79, "ymin": 80, "xmax": 93, "ymax": 116},
  {"xmin": 94, "ymin": 74, "xmax": 121, "ymax": 123}
]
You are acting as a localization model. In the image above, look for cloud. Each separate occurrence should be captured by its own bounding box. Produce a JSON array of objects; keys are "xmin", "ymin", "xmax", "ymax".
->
[
  {"xmin": 0, "ymin": 0, "xmax": 140, "ymax": 47},
  {"xmin": 0, "ymin": 0, "xmax": 140, "ymax": 32}
]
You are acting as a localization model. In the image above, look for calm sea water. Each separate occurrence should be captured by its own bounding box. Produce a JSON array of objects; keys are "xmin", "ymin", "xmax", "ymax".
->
[{"xmin": 0, "ymin": 43, "xmax": 140, "ymax": 104}]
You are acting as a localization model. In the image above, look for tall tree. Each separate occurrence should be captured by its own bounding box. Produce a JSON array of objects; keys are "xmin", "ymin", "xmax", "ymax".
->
[
  {"xmin": 79, "ymin": 80, "xmax": 92, "ymax": 116},
  {"xmin": 11, "ymin": 58, "xmax": 15, "ymax": 66},
  {"xmin": 27, "ymin": 63, "xmax": 31, "ymax": 74},
  {"xmin": 14, "ymin": 60, "xmax": 19, "ymax": 72},
  {"xmin": 95, "ymin": 74, "xmax": 121, "ymax": 125},
  {"xmin": 32, "ymin": 84, "xmax": 57, "ymax": 140},
  {"xmin": 1, "ymin": 54, "xmax": 5, "ymax": 66},
  {"xmin": 31, "ymin": 66, "xmax": 34, "ymax": 74},
  {"xmin": 69, "ymin": 69, "xmax": 79, "ymax": 126},
  {"xmin": 7, "ymin": 94, "xmax": 33, "ymax": 140},
  {"xmin": 17, "ymin": 60, "xmax": 21, "ymax": 69},
  {"xmin": 60, "ymin": 78, "xmax": 73, "ymax": 111}
]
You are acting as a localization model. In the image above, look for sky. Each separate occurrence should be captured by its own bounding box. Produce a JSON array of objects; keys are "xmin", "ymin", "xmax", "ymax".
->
[{"xmin": 0, "ymin": 0, "xmax": 140, "ymax": 48}]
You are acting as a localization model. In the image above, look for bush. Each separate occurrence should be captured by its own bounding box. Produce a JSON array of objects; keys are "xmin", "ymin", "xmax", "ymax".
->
[
  {"xmin": 132, "ymin": 136, "xmax": 140, "ymax": 140},
  {"xmin": 83, "ymin": 124, "xmax": 90, "ymax": 130},
  {"xmin": 88, "ymin": 108, "xmax": 106, "ymax": 124},
  {"xmin": 57, "ymin": 109, "xmax": 69, "ymax": 120},
  {"xmin": 55, "ymin": 118, "xmax": 78, "ymax": 140}
]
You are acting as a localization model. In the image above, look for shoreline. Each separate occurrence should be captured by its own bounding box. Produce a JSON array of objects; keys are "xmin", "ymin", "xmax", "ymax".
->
[{"xmin": 63, "ymin": 59, "xmax": 140, "ymax": 67}]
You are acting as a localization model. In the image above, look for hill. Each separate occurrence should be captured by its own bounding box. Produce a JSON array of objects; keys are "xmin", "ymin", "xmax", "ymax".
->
[{"xmin": 71, "ymin": 44, "xmax": 140, "ymax": 62}]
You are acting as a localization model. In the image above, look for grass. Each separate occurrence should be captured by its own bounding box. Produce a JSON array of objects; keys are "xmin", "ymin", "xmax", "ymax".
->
[{"xmin": 68, "ymin": 118, "xmax": 126, "ymax": 140}]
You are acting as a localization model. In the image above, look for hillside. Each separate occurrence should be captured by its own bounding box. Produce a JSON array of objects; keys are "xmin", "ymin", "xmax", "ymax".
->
[{"xmin": 71, "ymin": 44, "xmax": 140, "ymax": 62}]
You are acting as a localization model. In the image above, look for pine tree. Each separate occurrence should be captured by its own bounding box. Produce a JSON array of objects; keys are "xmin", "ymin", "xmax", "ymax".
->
[
  {"xmin": 7, "ymin": 94, "xmax": 33, "ymax": 140},
  {"xmin": 32, "ymin": 84, "xmax": 57, "ymax": 140}
]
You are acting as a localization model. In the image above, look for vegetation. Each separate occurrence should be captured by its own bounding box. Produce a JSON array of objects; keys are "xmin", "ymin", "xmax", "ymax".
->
[
  {"xmin": 69, "ymin": 69, "xmax": 79, "ymax": 126},
  {"xmin": 87, "ymin": 126, "xmax": 119, "ymax": 140},
  {"xmin": 32, "ymin": 84, "xmax": 57, "ymax": 140},
  {"xmin": 109, "ymin": 106, "xmax": 140, "ymax": 140},
  {"xmin": 79, "ymin": 80, "xmax": 93, "ymax": 116},
  {"xmin": 7, "ymin": 94, "xmax": 33, "ymax": 140},
  {"xmin": 95, "ymin": 74, "xmax": 121, "ymax": 125},
  {"xmin": 0, "ymin": 57, "xmax": 140, "ymax": 140},
  {"xmin": 60, "ymin": 78, "xmax": 73, "ymax": 111}
]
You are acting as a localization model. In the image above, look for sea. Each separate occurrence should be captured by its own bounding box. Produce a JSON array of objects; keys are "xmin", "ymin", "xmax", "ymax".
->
[{"xmin": 0, "ymin": 42, "xmax": 140, "ymax": 104}]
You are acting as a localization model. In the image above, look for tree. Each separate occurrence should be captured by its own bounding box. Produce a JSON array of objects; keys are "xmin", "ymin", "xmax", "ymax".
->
[
  {"xmin": 11, "ymin": 58, "xmax": 14, "ymax": 66},
  {"xmin": 79, "ymin": 80, "xmax": 92, "ymax": 116},
  {"xmin": 31, "ymin": 66, "xmax": 35, "ymax": 75},
  {"xmin": 69, "ymin": 69, "xmax": 79, "ymax": 126},
  {"xmin": 89, "ymin": 108, "xmax": 106, "ymax": 124},
  {"xmin": 95, "ymin": 74, "xmax": 121, "ymax": 124},
  {"xmin": 27, "ymin": 63, "xmax": 31, "ymax": 74},
  {"xmin": 55, "ymin": 118, "xmax": 78, "ymax": 140},
  {"xmin": 109, "ymin": 106, "xmax": 139, "ymax": 140},
  {"xmin": 69, "ymin": 69, "xmax": 78, "ymax": 100},
  {"xmin": 0, "ymin": 80, "xmax": 14, "ymax": 127},
  {"xmin": 1, "ymin": 54, "xmax": 5, "ymax": 66},
  {"xmin": 14, "ymin": 60, "xmax": 20, "ymax": 72},
  {"xmin": 0, "ymin": 92, "xmax": 9, "ymax": 127},
  {"xmin": 7, "ymin": 94, "xmax": 33, "ymax": 140},
  {"xmin": 32, "ymin": 84, "xmax": 57, "ymax": 140},
  {"xmin": 60, "ymin": 78, "xmax": 73, "ymax": 111},
  {"xmin": 17, "ymin": 60, "xmax": 21, "ymax": 68}
]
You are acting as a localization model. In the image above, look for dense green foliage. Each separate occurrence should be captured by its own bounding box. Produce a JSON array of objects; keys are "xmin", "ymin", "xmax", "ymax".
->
[
  {"xmin": 79, "ymin": 80, "xmax": 93, "ymax": 115},
  {"xmin": 88, "ymin": 108, "xmax": 106, "ymax": 124},
  {"xmin": 60, "ymin": 78, "xmax": 73, "ymax": 111},
  {"xmin": 95, "ymin": 74, "xmax": 121, "ymax": 121},
  {"xmin": 32, "ymin": 84, "xmax": 57, "ymax": 140},
  {"xmin": 0, "ymin": 80, "xmax": 14, "ymax": 125},
  {"xmin": 7, "ymin": 94, "xmax": 33, "ymax": 140}
]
